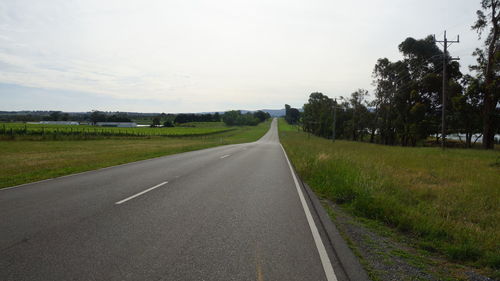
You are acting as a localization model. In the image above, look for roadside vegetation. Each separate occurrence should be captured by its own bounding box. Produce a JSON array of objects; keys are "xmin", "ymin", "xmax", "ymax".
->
[
  {"xmin": 0, "ymin": 110, "xmax": 273, "ymax": 140},
  {"xmin": 0, "ymin": 120, "xmax": 271, "ymax": 189},
  {"xmin": 285, "ymin": 2, "xmax": 499, "ymax": 150},
  {"xmin": 0, "ymin": 122, "xmax": 235, "ymax": 140},
  {"xmin": 279, "ymin": 119, "xmax": 500, "ymax": 278}
]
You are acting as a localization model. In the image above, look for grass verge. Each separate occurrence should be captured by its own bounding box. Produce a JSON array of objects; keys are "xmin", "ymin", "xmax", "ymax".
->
[
  {"xmin": 0, "ymin": 121, "xmax": 270, "ymax": 189},
  {"xmin": 278, "ymin": 119, "xmax": 500, "ymax": 278}
]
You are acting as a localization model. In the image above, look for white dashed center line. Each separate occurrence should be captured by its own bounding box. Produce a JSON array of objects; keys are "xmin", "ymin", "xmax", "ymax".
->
[{"xmin": 115, "ymin": 181, "xmax": 168, "ymax": 205}]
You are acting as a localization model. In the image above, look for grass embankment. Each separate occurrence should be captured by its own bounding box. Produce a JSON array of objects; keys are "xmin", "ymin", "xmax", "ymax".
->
[
  {"xmin": 278, "ymin": 119, "xmax": 500, "ymax": 276},
  {"xmin": 0, "ymin": 121, "xmax": 271, "ymax": 189}
]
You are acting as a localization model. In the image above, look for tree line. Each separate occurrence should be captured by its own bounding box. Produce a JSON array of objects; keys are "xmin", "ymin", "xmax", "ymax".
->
[
  {"xmin": 288, "ymin": 1, "xmax": 499, "ymax": 149},
  {"xmin": 89, "ymin": 111, "xmax": 132, "ymax": 124},
  {"xmin": 152, "ymin": 111, "xmax": 270, "ymax": 127},
  {"xmin": 1, "ymin": 110, "xmax": 271, "ymax": 127},
  {"xmin": 222, "ymin": 110, "xmax": 271, "ymax": 126}
]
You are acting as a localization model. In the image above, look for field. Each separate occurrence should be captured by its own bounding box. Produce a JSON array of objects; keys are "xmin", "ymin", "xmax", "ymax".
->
[
  {"xmin": 176, "ymin": 122, "xmax": 225, "ymax": 127},
  {"xmin": 0, "ymin": 122, "xmax": 234, "ymax": 139},
  {"xmin": 0, "ymin": 121, "xmax": 271, "ymax": 189},
  {"xmin": 278, "ymin": 119, "xmax": 500, "ymax": 275}
]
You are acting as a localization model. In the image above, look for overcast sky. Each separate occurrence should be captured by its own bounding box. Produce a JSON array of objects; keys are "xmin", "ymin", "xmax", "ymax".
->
[{"xmin": 0, "ymin": 0, "xmax": 483, "ymax": 113}]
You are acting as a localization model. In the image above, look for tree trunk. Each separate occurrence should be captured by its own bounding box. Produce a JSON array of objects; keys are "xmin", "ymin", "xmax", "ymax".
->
[
  {"xmin": 412, "ymin": 137, "xmax": 417, "ymax": 147},
  {"xmin": 482, "ymin": 100, "xmax": 496, "ymax": 149},
  {"xmin": 466, "ymin": 132, "xmax": 472, "ymax": 148},
  {"xmin": 482, "ymin": 1, "xmax": 499, "ymax": 149},
  {"xmin": 370, "ymin": 128, "xmax": 375, "ymax": 143}
]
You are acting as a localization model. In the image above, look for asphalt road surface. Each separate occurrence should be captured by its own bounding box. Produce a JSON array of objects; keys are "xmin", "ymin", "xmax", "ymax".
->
[{"xmin": 0, "ymin": 119, "xmax": 346, "ymax": 281}]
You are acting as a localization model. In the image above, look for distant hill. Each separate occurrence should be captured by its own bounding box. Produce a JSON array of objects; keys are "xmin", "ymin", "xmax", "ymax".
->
[{"xmin": 258, "ymin": 109, "xmax": 286, "ymax": 117}]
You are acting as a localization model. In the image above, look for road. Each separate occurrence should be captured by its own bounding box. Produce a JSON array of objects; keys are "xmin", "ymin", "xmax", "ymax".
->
[{"xmin": 0, "ymin": 119, "xmax": 348, "ymax": 281}]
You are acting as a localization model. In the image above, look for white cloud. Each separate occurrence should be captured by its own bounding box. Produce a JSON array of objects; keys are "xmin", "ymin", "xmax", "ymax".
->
[{"xmin": 0, "ymin": 0, "xmax": 483, "ymax": 111}]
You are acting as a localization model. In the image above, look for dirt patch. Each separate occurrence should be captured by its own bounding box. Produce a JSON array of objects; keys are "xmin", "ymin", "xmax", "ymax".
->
[{"xmin": 317, "ymin": 152, "xmax": 331, "ymax": 161}]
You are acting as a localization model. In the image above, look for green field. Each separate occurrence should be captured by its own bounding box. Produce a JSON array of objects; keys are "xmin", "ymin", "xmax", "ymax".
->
[
  {"xmin": 0, "ymin": 122, "xmax": 235, "ymax": 139},
  {"xmin": 177, "ymin": 122, "xmax": 226, "ymax": 128},
  {"xmin": 278, "ymin": 119, "xmax": 500, "ymax": 275},
  {"xmin": 0, "ymin": 121, "xmax": 271, "ymax": 189}
]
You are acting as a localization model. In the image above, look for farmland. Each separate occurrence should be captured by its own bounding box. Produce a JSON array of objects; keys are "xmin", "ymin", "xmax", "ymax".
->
[
  {"xmin": 0, "ymin": 122, "xmax": 235, "ymax": 139},
  {"xmin": 278, "ymin": 119, "xmax": 500, "ymax": 277},
  {"xmin": 0, "ymin": 120, "xmax": 271, "ymax": 189}
]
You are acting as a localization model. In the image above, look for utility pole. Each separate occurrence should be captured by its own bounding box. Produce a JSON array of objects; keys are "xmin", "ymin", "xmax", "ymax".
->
[
  {"xmin": 332, "ymin": 99, "xmax": 336, "ymax": 142},
  {"xmin": 434, "ymin": 31, "xmax": 459, "ymax": 150}
]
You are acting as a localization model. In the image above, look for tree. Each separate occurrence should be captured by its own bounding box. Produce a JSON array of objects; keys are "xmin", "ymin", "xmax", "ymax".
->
[
  {"xmin": 107, "ymin": 113, "xmax": 131, "ymax": 122},
  {"xmin": 347, "ymin": 89, "xmax": 370, "ymax": 141},
  {"xmin": 289, "ymin": 108, "xmax": 300, "ymax": 124},
  {"xmin": 49, "ymin": 111, "xmax": 62, "ymax": 121},
  {"xmin": 253, "ymin": 110, "xmax": 269, "ymax": 122},
  {"xmin": 372, "ymin": 58, "xmax": 401, "ymax": 145},
  {"xmin": 284, "ymin": 104, "xmax": 300, "ymax": 124},
  {"xmin": 174, "ymin": 114, "xmax": 193, "ymax": 124},
  {"xmin": 450, "ymin": 75, "xmax": 483, "ymax": 147},
  {"xmin": 471, "ymin": 0, "xmax": 500, "ymax": 149},
  {"xmin": 222, "ymin": 110, "xmax": 262, "ymax": 126},
  {"xmin": 371, "ymin": 35, "xmax": 461, "ymax": 146},
  {"xmin": 222, "ymin": 110, "xmax": 240, "ymax": 126},
  {"xmin": 238, "ymin": 113, "xmax": 259, "ymax": 126},
  {"xmin": 89, "ymin": 110, "xmax": 106, "ymax": 125},
  {"xmin": 366, "ymin": 100, "xmax": 378, "ymax": 143},
  {"xmin": 213, "ymin": 112, "xmax": 221, "ymax": 122},
  {"xmin": 151, "ymin": 116, "xmax": 161, "ymax": 127},
  {"xmin": 302, "ymin": 92, "xmax": 335, "ymax": 138},
  {"xmin": 163, "ymin": 120, "xmax": 174, "ymax": 127},
  {"xmin": 174, "ymin": 113, "xmax": 221, "ymax": 123},
  {"xmin": 397, "ymin": 36, "xmax": 452, "ymax": 146}
]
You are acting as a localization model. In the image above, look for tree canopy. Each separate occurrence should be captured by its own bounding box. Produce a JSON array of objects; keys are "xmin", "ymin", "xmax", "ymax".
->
[{"xmin": 296, "ymin": 26, "xmax": 498, "ymax": 148}]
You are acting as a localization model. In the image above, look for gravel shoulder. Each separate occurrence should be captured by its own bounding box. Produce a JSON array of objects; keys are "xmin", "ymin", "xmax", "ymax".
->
[{"xmin": 322, "ymin": 200, "xmax": 497, "ymax": 281}]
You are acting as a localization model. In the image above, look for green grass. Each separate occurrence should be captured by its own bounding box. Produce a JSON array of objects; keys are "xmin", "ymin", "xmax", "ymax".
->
[
  {"xmin": 0, "ymin": 122, "xmax": 235, "ymax": 139},
  {"xmin": 278, "ymin": 119, "xmax": 500, "ymax": 274},
  {"xmin": 0, "ymin": 120, "xmax": 271, "ymax": 189},
  {"xmin": 177, "ymin": 122, "xmax": 226, "ymax": 127}
]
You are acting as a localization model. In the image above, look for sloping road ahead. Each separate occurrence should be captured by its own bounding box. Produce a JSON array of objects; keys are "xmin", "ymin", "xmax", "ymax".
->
[{"xmin": 1, "ymin": 119, "xmax": 349, "ymax": 281}]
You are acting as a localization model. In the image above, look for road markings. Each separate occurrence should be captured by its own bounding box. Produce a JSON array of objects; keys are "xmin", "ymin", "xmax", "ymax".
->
[
  {"xmin": 220, "ymin": 154, "xmax": 231, "ymax": 159},
  {"xmin": 280, "ymin": 144, "xmax": 339, "ymax": 281},
  {"xmin": 255, "ymin": 244, "xmax": 265, "ymax": 281},
  {"xmin": 115, "ymin": 181, "xmax": 168, "ymax": 205},
  {"xmin": 256, "ymin": 265, "xmax": 264, "ymax": 281}
]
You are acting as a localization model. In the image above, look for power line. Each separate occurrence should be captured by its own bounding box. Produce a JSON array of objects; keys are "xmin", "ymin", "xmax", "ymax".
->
[
  {"xmin": 372, "ymin": 58, "xmax": 445, "ymax": 104},
  {"xmin": 434, "ymin": 30, "xmax": 460, "ymax": 150},
  {"xmin": 332, "ymin": 98, "xmax": 336, "ymax": 142},
  {"xmin": 372, "ymin": 54, "xmax": 444, "ymax": 94}
]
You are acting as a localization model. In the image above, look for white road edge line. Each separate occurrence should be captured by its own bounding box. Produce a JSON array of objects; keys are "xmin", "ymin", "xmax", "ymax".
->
[
  {"xmin": 280, "ymin": 144, "xmax": 339, "ymax": 281},
  {"xmin": 220, "ymin": 154, "xmax": 231, "ymax": 159},
  {"xmin": 115, "ymin": 181, "xmax": 168, "ymax": 205}
]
